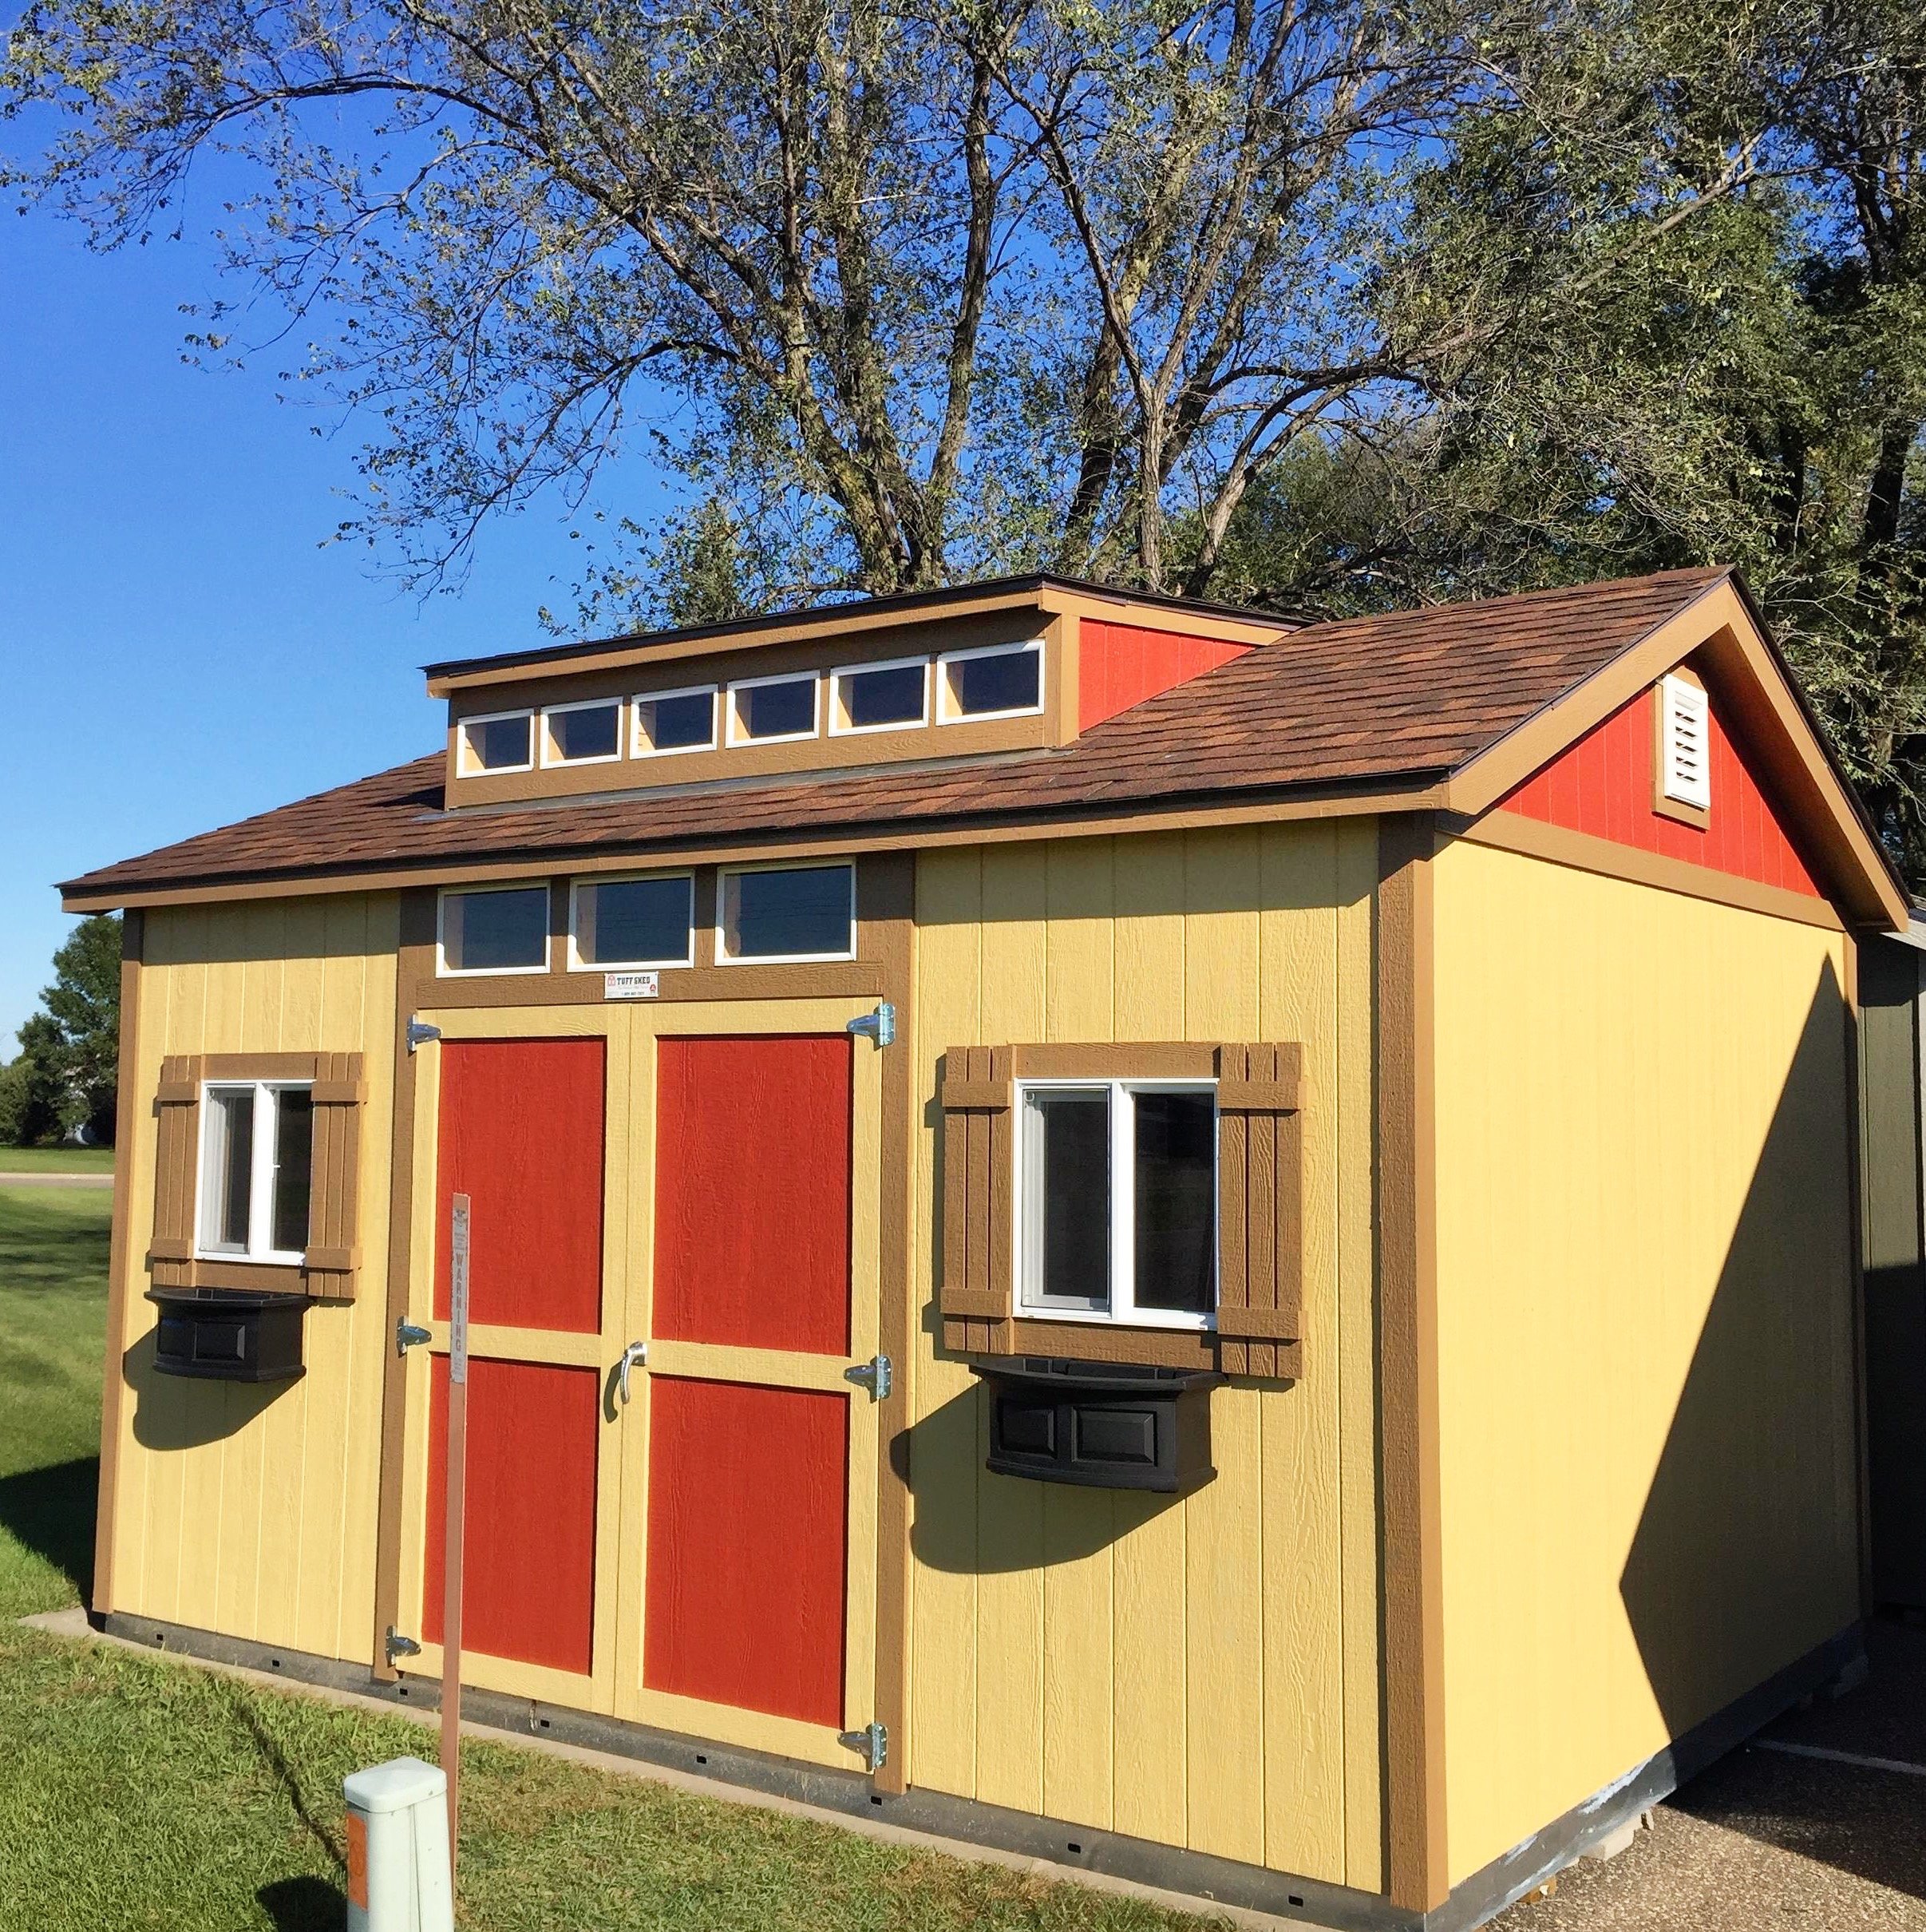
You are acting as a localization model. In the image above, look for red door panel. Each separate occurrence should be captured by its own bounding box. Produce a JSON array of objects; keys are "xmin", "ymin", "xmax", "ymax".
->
[
  {"xmin": 425, "ymin": 1356, "xmax": 599, "ymax": 1674},
  {"xmin": 436, "ymin": 1037, "xmax": 606, "ymax": 1332},
  {"xmin": 643, "ymin": 1376, "xmax": 848, "ymax": 1725},
  {"xmin": 653, "ymin": 1035, "xmax": 852, "ymax": 1354}
]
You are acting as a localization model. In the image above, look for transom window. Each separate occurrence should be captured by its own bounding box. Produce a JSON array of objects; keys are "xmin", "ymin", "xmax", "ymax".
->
[
  {"xmin": 937, "ymin": 640, "xmax": 1044, "ymax": 723},
  {"xmin": 634, "ymin": 685, "xmax": 718, "ymax": 757},
  {"xmin": 541, "ymin": 698, "xmax": 622, "ymax": 766},
  {"xmin": 197, "ymin": 1082, "xmax": 314, "ymax": 1263},
  {"xmin": 1017, "ymin": 1079, "xmax": 1216, "ymax": 1328},
  {"xmin": 728, "ymin": 671, "xmax": 821, "ymax": 745},
  {"xmin": 569, "ymin": 873, "xmax": 694, "ymax": 969},
  {"xmin": 717, "ymin": 863, "xmax": 856, "ymax": 963},
  {"xmin": 832, "ymin": 657, "xmax": 930, "ymax": 735},
  {"xmin": 457, "ymin": 710, "xmax": 535, "ymax": 774},
  {"xmin": 438, "ymin": 885, "xmax": 551, "ymax": 976}
]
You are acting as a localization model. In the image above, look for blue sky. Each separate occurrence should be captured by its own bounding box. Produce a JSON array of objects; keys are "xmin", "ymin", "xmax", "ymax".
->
[{"xmin": 1, "ymin": 204, "xmax": 653, "ymax": 1055}]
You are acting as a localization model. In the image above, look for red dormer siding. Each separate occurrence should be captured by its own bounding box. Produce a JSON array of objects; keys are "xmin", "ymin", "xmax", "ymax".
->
[
  {"xmin": 1498, "ymin": 675, "xmax": 1821, "ymax": 897},
  {"xmin": 1079, "ymin": 620, "xmax": 1253, "ymax": 731}
]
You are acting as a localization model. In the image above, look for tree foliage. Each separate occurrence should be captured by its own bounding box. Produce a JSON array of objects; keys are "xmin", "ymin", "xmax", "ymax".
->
[
  {"xmin": 0, "ymin": 917, "xmax": 123, "ymax": 1146},
  {"xmin": 2, "ymin": 0, "xmax": 1922, "ymax": 860}
]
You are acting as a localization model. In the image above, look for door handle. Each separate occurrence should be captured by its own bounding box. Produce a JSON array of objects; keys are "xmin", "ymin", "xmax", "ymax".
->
[{"xmin": 617, "ymin": 1340, "xmax": 649, "ymax": 1404}]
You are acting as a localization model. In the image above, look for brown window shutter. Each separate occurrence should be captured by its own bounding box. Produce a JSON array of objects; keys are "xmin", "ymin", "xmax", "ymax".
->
[
  {"xmin": 304, "ymin": 1051, "xmax": 366, "ymax": 1300},
  {"xmin": 149, "ymin": 1055, "xmax": 204, "ymax": 1286},
  {"xmin": 937, "ymin": 1046, "xmax": 1014, "ymax": 1354},
  {"xmin": 1214, "ymin": 1043, "xmax": 1303, "ymax": 1379}
]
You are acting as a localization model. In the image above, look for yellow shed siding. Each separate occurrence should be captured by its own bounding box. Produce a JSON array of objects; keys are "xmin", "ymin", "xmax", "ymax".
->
[
  {"xmin": 107, "ymin": 895, "xmax": 400, "ymax": 1665},
  {"xmin": 907, "ymin": 826, "xmax": 1385, "ymax": 1890},
  {"xmin": 1431, "ymin": 839, "xmax": 1860, "ymax": 1886}
]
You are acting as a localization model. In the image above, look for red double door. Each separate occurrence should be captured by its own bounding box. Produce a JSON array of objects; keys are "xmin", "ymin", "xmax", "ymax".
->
[{"xmin": 407, "ymin": 1004, "xmax": 882, "ymax": 1764}]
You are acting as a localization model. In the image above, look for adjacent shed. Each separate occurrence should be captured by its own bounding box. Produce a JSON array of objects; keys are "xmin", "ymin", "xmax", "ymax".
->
[{"xmin": 63, "ymin": 567, "xmax": 1908, "ymax": 1930}]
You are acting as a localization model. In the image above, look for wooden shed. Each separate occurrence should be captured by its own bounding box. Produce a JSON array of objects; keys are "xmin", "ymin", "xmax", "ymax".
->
[{"xmin": 64, "ymin": 566, "xmax": 1908, "ymax": 1930}]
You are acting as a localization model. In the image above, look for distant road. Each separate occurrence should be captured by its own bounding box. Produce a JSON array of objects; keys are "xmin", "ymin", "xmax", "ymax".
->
[{"xmin": 0, "ymin": 1172, "xmax": 115, "ymax": 1189}]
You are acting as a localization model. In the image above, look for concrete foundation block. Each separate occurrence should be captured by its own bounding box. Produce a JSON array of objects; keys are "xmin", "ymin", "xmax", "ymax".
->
[
  {"xmin": 1580, "ymin": 1817, "xmax": 1640, "ymax": 1863},
  {"xmin": 1827, "ymin": 1653, "xmax": 1871, "ymax": 1700}
]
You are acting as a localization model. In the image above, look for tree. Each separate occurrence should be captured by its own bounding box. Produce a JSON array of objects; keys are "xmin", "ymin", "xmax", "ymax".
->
[
  {"xmin": 0, "ymin": 1015, "xmax": 71, "ymax": 1148},
  {"xmin": 2, "ymin": 0, "xmax": 1774, "ymax": 616},
  {"xmin": 0, "ymin": 915, "xmax": 122, "ymax": 1146}
]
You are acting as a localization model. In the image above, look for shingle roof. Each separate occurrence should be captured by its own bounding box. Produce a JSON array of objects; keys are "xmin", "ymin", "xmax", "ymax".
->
[{"xmin": 61, "ymin": 567, "xmax": 1731, "ymax": 904}]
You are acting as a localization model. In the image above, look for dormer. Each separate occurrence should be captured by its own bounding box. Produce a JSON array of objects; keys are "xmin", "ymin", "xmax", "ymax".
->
[{"xmin": 425, "ymin": 576, "xmax": 1295, "ymax": 811}]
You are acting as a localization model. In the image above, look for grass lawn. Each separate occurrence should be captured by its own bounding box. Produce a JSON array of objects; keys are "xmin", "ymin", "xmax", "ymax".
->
[
  {"xmin": 0, "ymin": 1185, "xmax": 1216, "ymax": 1932},
  {"xmin": 0, "ymin": 1143, "xmax": 117, "ymax": 1173}
]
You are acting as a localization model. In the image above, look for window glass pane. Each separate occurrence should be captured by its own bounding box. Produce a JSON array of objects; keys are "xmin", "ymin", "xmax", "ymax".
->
[
  {"xmin": 271, "ymin": 1088, "xmax": 314, "ymax": 1255},
  {"xmin": 1133, "ymin": 1091, "xmax": 1216, "ymax": 1314},
  {"xmin": 576, "ymin": 875, "xmax": 692, "ymax": 966},
  {"xmin": 738, "ymin": 676, "xmax": 817, "ymax": 740},
  {"xmin": 950, "ymin": 647, "xmax": 1040, "ymax": 718},
  {"xmin": 466, "ymin": 713, "xmax": 532, "ymax": 770},
  {"xmin": 721, "ymin": 865, "xmax": 852, "ymax": 960},
  {"xmin": 1022, "ymin": 1090, "xmax": 1110, "ymax": 1308},
  {"xmin": 443, "ymin": 886, "xmax": 549, "ymax": 972},
  {"xmin": 200, "ymin": 1088, "xmax": 254, "ymax": 1252},
  {"xmin": 844, "ymin": 663, "xmax": 926, "ymax": 730},
  {"xmin": 549, "ymin": 702, "xmax": 619, "ymax": 762},
  {"xmin": 639, "ymin": 689, "xmax": 714, "ymax": 752}
]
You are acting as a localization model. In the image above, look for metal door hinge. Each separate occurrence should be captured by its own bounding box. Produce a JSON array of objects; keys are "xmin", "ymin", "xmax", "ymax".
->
[
  {"xmin": 397, "ymin": 1320, "xmax": 433, "ymax": 1356},
  {"xmin": 406, "ymin": 1016, "xmax": 442, "ymax": 1055},
  {"xmin": 385, "ymin": 1627, "xmax": 421, "ymax": 1666},
  {"xmin": 839, "ymin": 1720, "xmax": 888, "ymax": 1772},
  {"xmin": 844, "ymin": 1353, "xmax": 893, "ymax": 1402},
  {"xmin": 846, "ymin": 1003, "xmax": 896, "ymax": 1048}
]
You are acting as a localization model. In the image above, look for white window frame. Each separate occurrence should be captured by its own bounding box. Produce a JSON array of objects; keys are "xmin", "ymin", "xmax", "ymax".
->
[
  {"xmin": 632, "ymin": 683, "xmax": 719, "ymax": 758},
  {"xmin": 726, "ymin": 669, "xmax": 823, "ymax": 747},
  {"xmin": 436, "ymin": 883, "xmax": 552, "ymax": 978},
  {"xmin": 714, "ymin": 860, "xmax": 857, "ymax": 966},
  {"xmin": 539, "ymin": 695, "xmax": 625, "ymax": 769},
  {"xmin": 1013, "ymin": 1076, "xmax": 1218, "ymax": 1332},
  {"xmin": 193, "ymin": 1079, "xmax": 314, "ymax": 1265},
  {"xmin": 566, "ymin": 870, "xmax": 696, "ymax": 972},
  {"xmin": 935, "ymin": 639, "xmax": 1046, "ymax": 725},
  {"xmin": 454, "ymin": 707, "xmax": 536, "ymax": 777},
  {"xmin": 829, "ymin": 654, "xmax": 932, "ymax": 737}
]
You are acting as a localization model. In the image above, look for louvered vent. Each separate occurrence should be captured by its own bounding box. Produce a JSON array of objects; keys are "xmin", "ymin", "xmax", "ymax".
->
[{"xmin": 1659, "ymin": 674, "xmax": 1711, "ymax": 811}]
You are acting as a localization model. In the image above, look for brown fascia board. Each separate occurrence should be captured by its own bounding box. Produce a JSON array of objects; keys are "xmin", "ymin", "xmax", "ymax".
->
[
  {"xmin": 1446, "ymin": 571, "xmax": 1910, "ymax": 932},
  {"xmin": 421, "ymin": 572, "xmax": 1303, "ymax": 695},
  {"xmin": 56, "ymin": 770, "xmax": 1453, "ymax": 913}
]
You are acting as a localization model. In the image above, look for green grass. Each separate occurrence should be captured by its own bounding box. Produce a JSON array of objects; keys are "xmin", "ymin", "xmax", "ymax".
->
[
  {"xmin": 0, "ymin": 1143, "xmax": 117, "ymax": 1173},
  {"xmin": 0, "ymin": 1182, "xmax": 1219, "ymax": 1932}
]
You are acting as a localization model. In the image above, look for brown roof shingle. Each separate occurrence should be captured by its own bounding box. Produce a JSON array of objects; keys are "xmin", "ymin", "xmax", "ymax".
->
[{"xmin": 61, "ymin": 568, "xmax": 1730, "ymax": 904}]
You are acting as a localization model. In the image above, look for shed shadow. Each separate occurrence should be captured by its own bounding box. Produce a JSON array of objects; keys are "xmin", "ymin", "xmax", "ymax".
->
[
  {"xmin": 125, "ymin": 1332, "xmax": 283, "ymax": 1448},
  {"xmin": 0, "ymin": 1455, "xmax": 97, "ymax": 1604},
  {"xmin": 905, "ymin": 1384, "xmax": 1180, "ymax": 1572},
  {"xmin": 1618, "ymin": 960, "xmax": 1913, "ymax": 1893}
]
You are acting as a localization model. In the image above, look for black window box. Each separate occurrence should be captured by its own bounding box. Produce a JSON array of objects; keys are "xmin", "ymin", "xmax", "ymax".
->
[
  {"xmin": 148, "ymin": 1286, "xmax": 309, "ymax": 1384},
  {"xmin": 971, "ymin": 1357, "xmax": 1219, "ymax": 1494}
]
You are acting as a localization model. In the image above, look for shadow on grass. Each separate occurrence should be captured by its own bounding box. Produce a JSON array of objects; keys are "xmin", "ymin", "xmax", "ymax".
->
[
  {"xmin": 256, "ymin": 1876, "xmax": 346, "ymax": 1930},
  {"xmin": 0, "ymin": 1455, "xmax": 97, "ymax": 1603},
  {"xmin": 0, "ymin": 1190, "xmax": 111, "ymax": 1295}
]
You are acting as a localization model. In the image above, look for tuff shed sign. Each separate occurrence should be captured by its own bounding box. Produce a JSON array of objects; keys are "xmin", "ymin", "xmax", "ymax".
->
[{"xmin": 603, "ymin": 971, "xmax": 658, "ymax": 1000}]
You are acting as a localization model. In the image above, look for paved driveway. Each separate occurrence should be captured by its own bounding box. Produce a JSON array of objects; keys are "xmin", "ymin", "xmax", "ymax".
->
[{"xmin": 1494, "ymin": 1617, "xmax": 1926, "ymax": 1931}]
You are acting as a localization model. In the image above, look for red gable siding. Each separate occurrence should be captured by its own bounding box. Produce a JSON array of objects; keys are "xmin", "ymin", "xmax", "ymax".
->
[
  {"xmin": 1498, "ymin": 678, "xmax": 1821, "ymax": 897},
  {"xmin": 1080, "ymin": 620, "xmax": 1252, "ymax": 730}
]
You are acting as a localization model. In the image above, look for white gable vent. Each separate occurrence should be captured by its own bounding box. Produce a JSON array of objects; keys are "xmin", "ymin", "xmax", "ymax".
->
[{"xmin": 1659, "ymin": 673, "xmax": 1711, "ymax": 812}]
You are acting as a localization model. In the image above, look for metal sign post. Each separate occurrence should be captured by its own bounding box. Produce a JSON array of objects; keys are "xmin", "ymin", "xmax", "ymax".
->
[{"xmin": 441, "ymin": 1193, "xmax": 471, "ymax": 1883}]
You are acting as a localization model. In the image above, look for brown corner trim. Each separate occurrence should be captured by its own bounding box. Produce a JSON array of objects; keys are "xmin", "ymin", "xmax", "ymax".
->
[
  {"xmin": 1376, "ymin": 817, "xmax": 1448, "ymax": 1913},
  {"xmin": 861, "ymin": 852, "xmax": 916, "ymax": 1796},
  {"xmin": 91, "ymin": 909, "xmax": 144, "ymax": 1617},
  {"xmin": 1456, "ymin": 810, "xmax": 1847, "ymax": 933},
  {"xmin": 370, "ymin": 888, "xmax": 437, "ymax": 1679}
]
